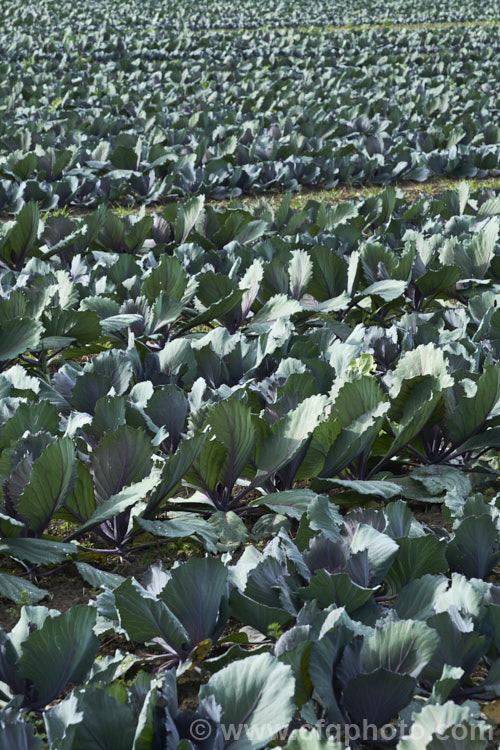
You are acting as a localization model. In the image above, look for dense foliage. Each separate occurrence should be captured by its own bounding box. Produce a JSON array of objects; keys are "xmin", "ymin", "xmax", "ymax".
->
[
  {"xmin": 0, "ymin": 10, "xmax": 498, "ymax": 211},
  {"xmin": 2, "ymin": 0, "xmax": 500, "ymax": 32},
  {"xmin": 1, "ymin": 183, "xmax": 500, "ymax": 747}
]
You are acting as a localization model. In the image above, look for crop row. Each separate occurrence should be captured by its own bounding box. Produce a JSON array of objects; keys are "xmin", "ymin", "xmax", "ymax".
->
[
  {"xmin": 2, "ymin": 505, "xmax": 500, "ymax": 749},
  {"xmin": 0, "ymin": 184, "xmax": 499, "ymax": 551},
  {"xmin": 4, "ymin": 0, "xmax": 499, "ymax": 33},
  {"xmin": 0, "ymin": 23, "xmax": 498, "ymax": 211},
  {"xmin": 1, "ymin": 183, "xmax": 500, "ymax": 747}
]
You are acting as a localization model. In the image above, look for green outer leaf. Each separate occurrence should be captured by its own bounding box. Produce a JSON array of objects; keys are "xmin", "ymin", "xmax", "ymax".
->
[
  {"xmin": 410, "ymin": 465, "xmax": 471, "ymax": 500},
  {"xmin": 466, "ymin": 219, "xmax": 498, "ymax": 278},
  {"xmin": 289, "ymin": 249, "xmax": 313, "ymax": 299},
  {"xmin": 447, "ymin": 362, "xmax": 500, "ymax": 445},
  {"xmin": 3, "ymin": 201, "xmax": 40, "ymax": 269},
  {"xmin": 114, "ymin": 577, "xmax": 188, "ymax": 649},
  {"xmin": 132, "ymin": 678, "xmax": 160, "ymax": 750},
  {"xmin": 385, "ymin": 536, "xmax": 448, "ymax": 595},
  {"xmin": 308, "ymin": 245, "xmax": 348, "ymax": 300},
  {"xmin": 415, "ymin": 266, "xmax": 460, "ymax": 296},
  {"xmin": 424, "ymin": 610, "xmax": 487, "ymax": 682},
  {"xmin": 144, "ymin": 434, "xmax": 205, "ymax": 516},
  {"xmin": 334, "ymin": 376, "xmax": 385, "ymax": 427},
  {"xmin": 255, "ymin": 395, "xmax": 328, "ymax": 482},
  {"xmin": 308, "ymin": 629, "xmax": 354, "ymax": 725},
  {"xmin": 209, "ymin": 510, "xmax": 248, "ymax": 550},
  {"xmin": 299, "ymin": 571, "xmax": 375, "ymax": 613},
  {"xmin": 185, "ymin": 438, "xmax": 228, "ymax": 498},
  {"xmin": 234, "ymin": 219, "xmax": 268, "ymax": 244},
  {"xmin": 456, "ymin": 426, "xmax": 500, "ymax": 453},
  {"xmin": 362, "ymin": 279, "xmax": 407, "ymax": 301},
  {"xmin": 229, "ymin": 589, "xmax": 292, "ymax": 635},
  {"xmin": 141, "ymin": 254, "xmax": 187, "ymax": 303},
  {"xmin": 394, "ymin": 575, "xmax": 449, "ymax": 621},
  {"xmin": 0, "ymin": 537, "xmax": 77, "ymax": 564},
  {"xmin": 390, "ymin": 344, "xmax": 453, "ymax": 396},
  {"xmin": 446, "ymin": 515, "xmax": 500, "ymax": 579},
  {"xmin": 362, "ymin": 620, "xmax": 439, "ymax": 678},
  {"xmin": 100, "ymin": 313, "xmax": 143, "ymax": 334},
  {"xmin": 248, "ymin": 294, "xmax": 302, "ymax": 331},
  {"xmin": 398, "ymin": 701, "xmax": 488, "ymax": 749},
  {"xmin": 199, "ymin": 653, "xmax": 295, "ymax": 750},
  {"xmin": 90, "ymin": 425, "xmax": 153, "ymax": 504},
  {"xmin": 71, "ymin": 475, "xmax": 159, "ymax": 536},
  {"xmin": 386, "ymin": 379, "xmax": 441, "ymax": 459},
  {"xmin": 239, "ymin": 259, "xmax": 264, "ymax": 321},
  {"xmin": 74, "ymin": 562, "xmax": 125, "ymax": 590},
  {"xmin": 0, "ymin": 714, "xmax": 44, "ymax": 750},
  {"xmin": 0, "ymin": 572, "xmax": 48, "ymax": 604},
  {"xmin": 160, "ymin": 557, "xmax": 228, "ymax": 646},
  {"xmin": 180, "ymin": 289, "xmax": 244, "ymax": 333},
  {"xmin": 18, "ymin": 605, "xmax": 99, "ymax": 709},
  {"xmin": 0, "ymin": 318, "xmax": 43, "ymax": 361},
  {"xmin": 320, "ymin": 376, "xmax": 388, "ymax": 477},
  {"xmin": 350, "ymin": 524, "xmax": 399, "ymax": 585},
  {"xmin": 430, "ymin": 664, "xmax": 465, "ymax": 704},
  {"xmin": 195, "ymin": 271, "xmax": 236, "ymax": 310},
  {"xmin": 174, "ymin": 194, "xmax": 204, "ymax": 244},
  {"xmin": 0, "ymin": 401, "xmax": 60, "ymax": 448},
  {"xmin": 206, "ymin": 399, "xmax": 256, "ymax": 490},
  {"xmin": 62, "ymin": 463, "xmax": 96, "ymax": 523},
  {"xmin": 144, "ymin": 384, "xmax": 187, "ymax": 441},
  {"xmin": 91, "ymin": 394, "xmax": 126, "ymax": 436},
  {"xmin": 250, "ymin": 489, "xmax": 320, "ymax": 519},
  {"xmin": 17, "ymin": 438, "xmax": 76, "ymax": 534},
  {"xmin": 49, "ymin": 687, "xmax": 137, "ymax": 750},
  {"xmin": 135, "ymin": 515, "xmax": 218, "ymax": 552},
  {"xmin": 42, "ymin": 309, "xmax": 101, "ymax": 348},
  {"xmin": 321, "ymin": 402, "xmax": 389, "ymax": 479}
]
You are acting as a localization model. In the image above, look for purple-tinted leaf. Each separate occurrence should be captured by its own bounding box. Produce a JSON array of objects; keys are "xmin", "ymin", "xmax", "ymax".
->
[
  {"xmin": 160, "ymin": 557, "xmax": 229, "ymax": 648},
  {"xmin": 145, "ymin": 385, "xmax": 187, "ymax": 453},
  {"xmin": 446, "ymin": 515, "xmax": 500, "ymax": 579},
  {"xmin": 343, "ymin": 670, "xmax": 416, "ymax": 728},
  {"xmin": 90, "ymin": 425, "xmax": 153, "ymax": 504},
  {"xmin": 17, "ymin": 438, "xmax": 76, "ymax": 535},
  {"xmin": 18, "ymin": 606, "xmax": 99, "ymax": 709}
]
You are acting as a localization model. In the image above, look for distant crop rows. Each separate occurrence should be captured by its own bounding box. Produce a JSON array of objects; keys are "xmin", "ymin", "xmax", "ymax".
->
[
  {"xmin": 3, "ymin": 0, "xmax": 499, "ymax": 32},
  {"xmin": 0, "ymin": 13, "xmax": 498, "ymax": 212}
]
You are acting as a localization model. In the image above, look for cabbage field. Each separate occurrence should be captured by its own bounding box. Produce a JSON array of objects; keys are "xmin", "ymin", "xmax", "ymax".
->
[{"xmin": 1, "ymin": 0, "xmax": 500, "ymax": 748}]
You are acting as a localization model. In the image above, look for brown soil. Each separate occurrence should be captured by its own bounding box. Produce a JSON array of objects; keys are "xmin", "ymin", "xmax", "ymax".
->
[
  {"xmin": 0, "ymin": 562, "xmax": 91, "ymax": 631},
  {"xmin": 413, "ymin": 503, "xmax": 453, "ymax": 532}
]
